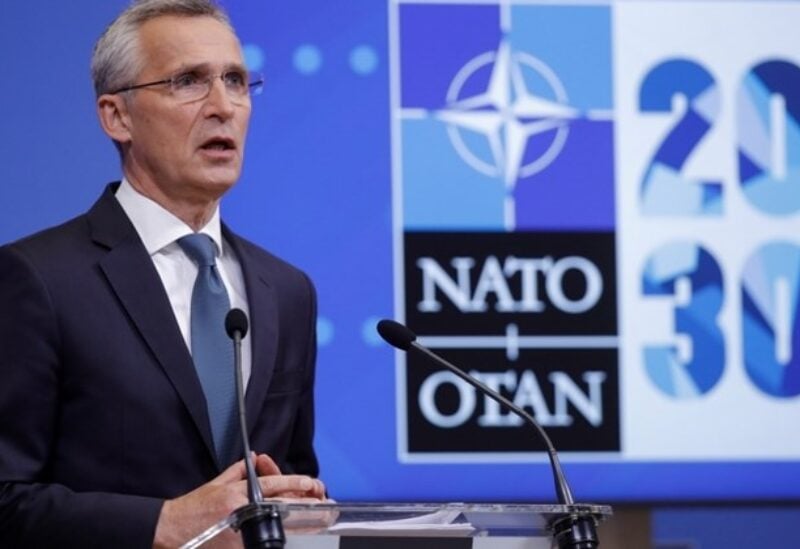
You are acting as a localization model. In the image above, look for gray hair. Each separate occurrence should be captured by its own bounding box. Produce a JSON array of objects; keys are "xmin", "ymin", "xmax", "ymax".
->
[{"xmin": 91, "ymin": 0, "xmax": 233, "ymax": 97}]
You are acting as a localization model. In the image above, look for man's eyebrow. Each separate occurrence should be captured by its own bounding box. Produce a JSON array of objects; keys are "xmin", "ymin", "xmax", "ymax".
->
[
  {"xmin": 170, "ymin": 62, "xmax": 211, "ymax": 74},
  {"xmin": 170, "ymin": 62, "xmax": 248, "ymax": 74},
  {"xmin": 223, "ymin": 62, "xmax": 248, "ymax": 73}
]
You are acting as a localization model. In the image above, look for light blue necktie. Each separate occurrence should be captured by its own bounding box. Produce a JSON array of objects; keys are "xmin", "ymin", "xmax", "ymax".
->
[{"xmin": 178, "ymin": 233, "xmax": 238, "ymax": 467}]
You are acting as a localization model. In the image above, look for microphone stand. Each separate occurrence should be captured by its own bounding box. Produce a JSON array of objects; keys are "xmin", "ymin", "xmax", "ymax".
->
[
  {"xmin": 228, "ymin": 312, "xmax": 285, "ymax": 549},
  {"xmin": 410, "ymin": 343, "xmax": 599, "ymax": 549},
  {"xmin": 378, "ymin": 319, "xmax": 600, "ymax": 549}
]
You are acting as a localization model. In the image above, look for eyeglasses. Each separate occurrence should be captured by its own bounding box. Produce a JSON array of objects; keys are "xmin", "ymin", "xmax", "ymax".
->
[{"xmin": 110, "ymin": 69, "xmax": 264, "ymax": 104}]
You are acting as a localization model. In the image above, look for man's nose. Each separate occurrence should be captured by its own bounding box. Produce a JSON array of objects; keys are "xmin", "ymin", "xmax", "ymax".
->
[{"xmin": 203, "ymin": 77, "xmax": 236, "ymax": 119}]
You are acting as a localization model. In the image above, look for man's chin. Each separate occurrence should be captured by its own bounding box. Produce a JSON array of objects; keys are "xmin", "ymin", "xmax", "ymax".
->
[{"xmin": 196, "ymin": 169, "xmax": 240, "ymax": 191}]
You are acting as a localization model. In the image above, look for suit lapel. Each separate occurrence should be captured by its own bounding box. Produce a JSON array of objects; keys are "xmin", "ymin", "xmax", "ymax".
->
[
  {"xmin": 224, "ymin": 228, "xmax": 280, "ymax": 435},
  {"xmin": 88, "ymin": 185, "xmax": 217, "ymax": 463}
]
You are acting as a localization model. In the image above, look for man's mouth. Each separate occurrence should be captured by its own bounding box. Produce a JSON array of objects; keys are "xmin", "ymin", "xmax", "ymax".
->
[{"xmin": 200, "ymin": 137, "xmax": 235, "ymax": 151}]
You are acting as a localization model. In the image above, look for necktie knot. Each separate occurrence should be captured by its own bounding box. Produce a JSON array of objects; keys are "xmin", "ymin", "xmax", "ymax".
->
[{"xmin": 178, "ymin": 233, "xmax": 217, "ymax": 267}]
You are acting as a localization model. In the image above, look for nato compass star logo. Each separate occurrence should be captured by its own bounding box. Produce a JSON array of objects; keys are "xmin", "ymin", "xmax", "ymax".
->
[
  {"xmin": 436, "ymin": 40, "xmax": 578, "ymax": 191},
  {"xmin": 396, "ymin": 3, "xmax": 615, "ymax": 232}
]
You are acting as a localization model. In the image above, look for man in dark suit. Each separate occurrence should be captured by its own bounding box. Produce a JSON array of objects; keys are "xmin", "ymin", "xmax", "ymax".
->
[{"xmin": 0, "ymin": 1, "xmax": 325, "ymax": 547}]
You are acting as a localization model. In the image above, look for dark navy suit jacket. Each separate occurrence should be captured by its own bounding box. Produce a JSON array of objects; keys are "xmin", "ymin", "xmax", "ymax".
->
[{"xmin": 0, "ymin": 184, "xmax": 319, "ymax": 547}]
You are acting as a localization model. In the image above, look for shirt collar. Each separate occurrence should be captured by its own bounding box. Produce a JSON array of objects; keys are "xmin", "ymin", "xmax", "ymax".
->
[{"xmin": 114, "ymin": 177, "xmax": 224, "ymax": 256}]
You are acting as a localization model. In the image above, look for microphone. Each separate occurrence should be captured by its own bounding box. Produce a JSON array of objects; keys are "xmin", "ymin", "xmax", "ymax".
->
[
  {"xmin": 377, "ymin": 319, "xmax": 600, "ymax": 548},
  {"xmin": 225, "ymin": 308, "xmax": 259, "ymax": 504},
  {"xmin": 377, "ymin": 319, "xmax": 572, "ymax": 503},
  {"xmin": 226, "ymin": 308, "xmax": 249, "ymax": 340},
  {"xmin": 376, "ymin": 319, "xmax": 415, "ymax": 351},
  {"xmin": 225, "ymin": 309, "xmax": 285, "ymax": 548}
]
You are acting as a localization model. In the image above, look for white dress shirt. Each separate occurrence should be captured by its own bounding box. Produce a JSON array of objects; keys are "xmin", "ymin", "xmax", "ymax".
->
[{"xmin": 115, "ymin": 178, "xmax": 252, "ymax": 385}]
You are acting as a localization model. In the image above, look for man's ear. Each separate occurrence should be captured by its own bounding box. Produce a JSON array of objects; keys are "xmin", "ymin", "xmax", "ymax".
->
[{"xmin": 97, "ymin": 94, "xmax": 133, "ymax": 145}]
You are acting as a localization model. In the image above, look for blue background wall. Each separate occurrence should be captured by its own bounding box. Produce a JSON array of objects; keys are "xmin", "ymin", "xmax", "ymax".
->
[{"xmin": 1, "ymin": 1, "xmax": 798, "ymax": 547}]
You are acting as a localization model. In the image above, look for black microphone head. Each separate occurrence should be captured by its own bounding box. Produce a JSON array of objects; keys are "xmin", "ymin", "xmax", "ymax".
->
[
  {"xmin": 376, "ymin": 319, "xmax": 416, "ymax": 351},
  {"xmin": 225, "ymin": 308, "xmax": 249, "ymax": 339}
]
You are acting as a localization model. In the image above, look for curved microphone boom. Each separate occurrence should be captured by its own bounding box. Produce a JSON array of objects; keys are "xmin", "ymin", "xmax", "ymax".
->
[
  {"xmin": 377, "ymin": 319, "xmax": 601, "ymax": 548},
  {"xmin": 377, "ymin": 319, "xmax": 573, "ymax": 504}
]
